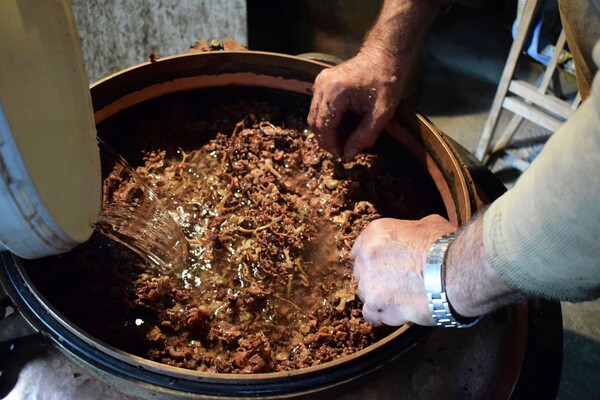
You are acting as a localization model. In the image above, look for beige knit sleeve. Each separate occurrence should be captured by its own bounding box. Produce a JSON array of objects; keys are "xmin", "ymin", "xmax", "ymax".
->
[{"xmin": 482, "ymin": 42, "xmax": 600, "ymax": 302}]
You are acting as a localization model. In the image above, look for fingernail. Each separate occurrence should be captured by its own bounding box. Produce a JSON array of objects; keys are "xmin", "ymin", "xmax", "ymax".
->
[{"xmin": 344, "ymin": 148, "xmax": 359, "ymax": 161}]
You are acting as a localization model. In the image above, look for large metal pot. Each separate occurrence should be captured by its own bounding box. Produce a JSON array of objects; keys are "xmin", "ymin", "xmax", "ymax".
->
[{"xmin": 0, "ymin": 49, "xmax": 548, "ymax": 399}]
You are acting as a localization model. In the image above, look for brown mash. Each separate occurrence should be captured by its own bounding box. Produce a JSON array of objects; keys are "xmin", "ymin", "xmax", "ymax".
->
[{"xmin": 24, "ymin": 89, "xmax": 445, "ymax": 373}]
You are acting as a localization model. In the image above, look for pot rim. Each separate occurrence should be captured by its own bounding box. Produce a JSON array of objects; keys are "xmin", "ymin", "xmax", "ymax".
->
[
  {"xmin": 1, "ymin": 251, "xmax": 429, "ymax": 398},
  {"xmin": 85, "ymin": 49, "xmax": 471, "ymax": 382},
  {"xmin": 2, "ymin": 50, "xmax": 479, "ymax": 398},
  {"xmin": 90, "ymin": 50, "xmax": 473, "ymax": 227}
]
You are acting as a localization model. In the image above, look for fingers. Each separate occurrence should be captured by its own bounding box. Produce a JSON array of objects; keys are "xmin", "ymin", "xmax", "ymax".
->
[
  {"xmin": 352, "ymin": 218, "xmax": 391, "ymax": 283},
  {"xmin": 308, "ymin": 72, "xmax": 348, "ymax": 158},
  {"xmin": 360, "ymin": 283, "xmax": 407, "ymax": 327},
  {"xmin": 342, "ymin": 107, "xmax": 392, "ymax": 161},
  {"xmin": 362, "ymin": 301, "xmax": 387, "ymax": 327},
  {"xmin": 309, "ymin": 68, "xmax": 387, "ymax": 160},
  {"xmin": 357, "ymin": 270, "xmax": 433, "ymax": 327},
  {"xmin": 353, "ymin": 236, "xmax": 406, "ymax": 326},
  {"xmin": 357, "ymin": 276, "xmax": 387, "ymax": 326},
  {"xmin": 351, "ymin": 227, "xmax": 378, "ymax": 283}
]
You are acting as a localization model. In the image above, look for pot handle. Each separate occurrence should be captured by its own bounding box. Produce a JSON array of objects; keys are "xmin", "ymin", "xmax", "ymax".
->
[{"xmin": 189, "ymin": 38, "xmax": 248, "ymax": 53}]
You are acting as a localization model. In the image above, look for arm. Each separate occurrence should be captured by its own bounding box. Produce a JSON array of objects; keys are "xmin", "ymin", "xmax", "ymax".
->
[
  {"xmin": 445, "ymin": 213, "xmax": 526, "ymax": 318},
  {"xmin": 307, "ymin": 0, "xmax": 440, "ymax": 160},
  {"xmin": 481, "ymin": 67, "xmax": 600, "ymax": 302},
  {"xmin": 353, "ymin": 42, "xmax": 600, "ymax": 326},
  {"xmin": 352, "ymin": 214, "xmax": 524, "ymax": 326}
]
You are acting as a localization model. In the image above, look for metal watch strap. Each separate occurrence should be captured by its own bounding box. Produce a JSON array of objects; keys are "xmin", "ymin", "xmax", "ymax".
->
[{"xmin": 424, "ymin": 233, "xmax": 481, "ymax": 328}]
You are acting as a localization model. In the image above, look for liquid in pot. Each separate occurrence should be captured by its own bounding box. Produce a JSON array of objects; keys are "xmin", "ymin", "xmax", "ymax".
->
[{"xmin": 24, "ymin": 89, "xmax": 446, "ymax": 373}]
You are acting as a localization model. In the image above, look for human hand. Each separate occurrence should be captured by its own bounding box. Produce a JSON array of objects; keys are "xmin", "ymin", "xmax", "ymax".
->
[
  {"xmin": 307, "ymin": 47, "xmax": 405, "ymax": 160},
  {"xmin": 352, "ymin": 215, "xmax": 456, "ymax": 326}
]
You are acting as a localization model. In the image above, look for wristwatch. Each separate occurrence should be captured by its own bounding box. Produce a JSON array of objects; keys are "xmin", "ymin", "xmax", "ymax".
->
[{"xmin": 424, "ymin": 233, "xmax": 481, "ymax": 328}]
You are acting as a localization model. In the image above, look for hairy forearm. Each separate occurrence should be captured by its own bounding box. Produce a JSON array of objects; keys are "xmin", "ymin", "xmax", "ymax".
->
[
  {"xmin": 445, "ymin": 211, "xmax": 527, "ymax": 318},
  {"xmin": 308, "ymin": 0, "xmax": 441, "ymax": 159},
  {"xmin": 360, "ymin": 0, "xmax": 440, "ymax": 71}
]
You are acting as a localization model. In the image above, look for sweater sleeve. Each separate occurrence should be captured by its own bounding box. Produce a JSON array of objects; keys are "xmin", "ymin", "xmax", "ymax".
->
[{"xmin": 482, "ymin": 41, "xmax": 600, "ymax": 302}]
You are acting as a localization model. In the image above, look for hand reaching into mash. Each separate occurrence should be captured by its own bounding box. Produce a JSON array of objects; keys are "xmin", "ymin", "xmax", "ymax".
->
[
  {"xmin": 352, "ymin": 214, "xmax": 525, "ymax": 327},
  {"xmin": 307, "ymin": 0, "xmax": 440, "ymax": 160},
  {"xmin": 307, "ymin": 48, "xmax": 404, "ymax": 160}
]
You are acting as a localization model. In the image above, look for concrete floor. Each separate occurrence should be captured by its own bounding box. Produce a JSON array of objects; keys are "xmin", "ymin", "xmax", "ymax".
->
[{"xmin": 417, "ymin": 4, "xmax": 600, "ymax": 399}]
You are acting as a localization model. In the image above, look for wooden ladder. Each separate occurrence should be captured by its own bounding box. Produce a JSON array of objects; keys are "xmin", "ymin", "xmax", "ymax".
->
[{"xmin": 474, "ymin": 0, "xmax": 581, "ymax": 167}]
